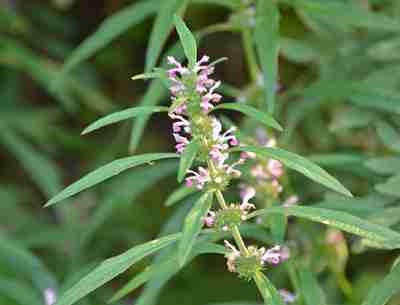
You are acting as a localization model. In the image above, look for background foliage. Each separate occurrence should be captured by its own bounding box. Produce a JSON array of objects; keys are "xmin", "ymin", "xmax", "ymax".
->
[{"xmin": 1, "ymin": 0, "xmax": 400, "ymax": 305}]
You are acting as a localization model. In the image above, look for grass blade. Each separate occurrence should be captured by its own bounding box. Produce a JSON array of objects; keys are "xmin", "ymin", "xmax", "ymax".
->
[
  {"xmin": 82, "ymin": 106, "xmax": 168, "ymax": 135},
  {"xmin": 255, "ymin": 0, "xmax": 280, "ymax": 114},
  {"xmin": 232, "ymin": 146, "xmax": 352, "ymax": 197},
  {"xmin": 247, "ymin": 206, "xmax": 400, "ymax": 250},
  {"xmin": 211, "ymin": 103, "xmax": 283, "ymax": 131},
  {"xmin": 45, "ymin": 153, "xmax": 178, "ymax": 207}
]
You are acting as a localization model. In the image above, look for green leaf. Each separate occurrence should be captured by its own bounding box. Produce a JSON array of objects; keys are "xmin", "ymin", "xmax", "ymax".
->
[
  {"xmin": 376, "ymin": 122, "xmax": 400, "ymax": 152},
  {"xmin": 178, "ymin": 192, "xmax": 213, "ymax": 266},
  {"xmin": 82, "ymin": 106, "xmax": 168, "ymax": 135},
  {"xmin": 131, "ymin": 72, "xmax": 162, "ymax": 81},
  {"xmin": 173, "ymin": 15, "xmax": 197, "ymax": 69},
  {"xmin": 165, "ymin": 184, "xmax": 197, "ymax": 207},
  {"xmin": 299, "ymin": 269, "xmax": 327, "ymax": 305},
  {"xmin": 53, "ymin": 234, "xmax": 180, "ymax": 305},
  {"xmin": 178, "ymin": 140, "xmax": 200, "ymax": 182},
  {"xmin": 145, "ymin": 0, "xmax": 189, "ymax": 72},
  {"xmin": 109, "ymin": 241, "xmax": 224, "ymax": 303},
  {"xmin": 288, "ymin": 0, "xmax": 400, "ymax": 32},
  {"xmin": 365, "ymin": 157, "xmax": 400, "ymax": 175},
  {"xmin": 247, "ymin": 206, "xmax": 400, "ymax": 250},
  {"xmin": 0, "ymin": 127, "xmax": 62, "ymax": 198},
  {"xmin": 375, "ymin": 174, "xmax": 400, "ymax": 198},
  {"xmin": 280, "ymin": 38, "xmax": 318, "ymax": 63},
  {"xmin": 0, "ymin": 233, "xmax": 57, "ymax": 294},
  {"xmin": 45, "ymin": 153, "xmax": 178, "ymax": 207},
  {"xmin": 191, "ymin": 0, "xmax": 241, "ymax": 9},
  {"xmin": 60, "ymin": 0, "xmax": 159, "ymax": 75},
  {"xmin": 232, "ymin": 146, "xmax": 352, "ymax": 197},
  {"xmin": 211, "ymin": 103, "xmax": 283, "ymax": 131},
  {"xmin": 253, "ymin": 271, "xmax": 285, "ymax": 305},
  {"xmin": 255, "ymin": 0, "xmax": 280, "ymax": 114},
  {"xmin": 362, "ymin": 258, "xmax": 400, "ymax": 305},
  {"xmin": 0, "ymin": 277, "xmax": 42, "ymax": 305}
]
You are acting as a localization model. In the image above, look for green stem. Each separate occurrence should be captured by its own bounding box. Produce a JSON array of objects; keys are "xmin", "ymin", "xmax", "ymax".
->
[
  {"xmin": 208, "ymin": 160, "xmax": 249, "ymax": 256},
  {"xmin": 242, "ymin": 27, "xmax": 259, "ymax": 83}
]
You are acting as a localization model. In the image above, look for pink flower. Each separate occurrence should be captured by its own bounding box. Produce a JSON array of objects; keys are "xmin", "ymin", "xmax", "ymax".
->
[
  {"xmin": 43, "ymin": 288, "xmax": 57, "ymax": 305},
  {"xmin": 204, "ymin": 211, "xmax": 216, "ymax": 227},
  {"xmin": 239, "ymin": 186, "xmax": 256, "ymax": 211},
  {"xmin": 185, "ymin": 167, "xmax": 211, "ymax": 190},
  {"xmin": 279, "ymin": 289, "xmax": 297, "ymax": 303},
  {"xmin": 261, "ymin": 245, "xmax": 289, "ymax": 265},
  {"xmin": 283, "ymin": 195, "xmax": 299, "ymax": 207},
  {"xmin": 267, "ymin": 159, "xmax": 283, "ymax": 178},
  {"xmin": 173, "ymin": 133, "xmax": 189, "ymax": 153}
]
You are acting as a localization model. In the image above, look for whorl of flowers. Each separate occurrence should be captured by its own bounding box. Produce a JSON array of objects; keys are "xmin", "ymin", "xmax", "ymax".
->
[{"xmin": 166, "ymin": 55, "xmax": 290, "ymax": 278}]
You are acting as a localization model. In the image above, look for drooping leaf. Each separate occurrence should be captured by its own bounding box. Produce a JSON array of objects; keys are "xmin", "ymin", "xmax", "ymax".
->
[
  {"xmin": 45, "ymin": 153, "xmax": 178, "ymax": 207},
  {"xmin": 145, "ymin": 0, "xmax": 189, "ymax": 72},
  {"xmin": 53, "ymin": 234, "xmax": 180, "ymax": 305},
  {"xmin": 362, "ymin": 258, "xmax": 400, "ymax": 305},
  {"xmin": 211, "ymin": 103, "xmax": 283, "ymax": 131},
  {"xmin": 375, "ymin": 174, "xmax": 400, "ymax": 198},
  {"xmin": 247, "ymin": 206, "xmax": 400, "ymax": 250},
  {"xmin": 82, "ymin": 106, "xmax": 168, "ymax": 135},
  {"xmin": 280, "ymin": 37, "xmax": 318, "ymax": 63},
  {"xmin": 191, "ymin": 0, "xmax": 241, "ymax": 9},
  {"xmin": 178, "ymin": 192, "xmax": 213, "ymax": 266},
  {"xmin": 0, "ymin": 233, "xmax": 57, "ymax": 295},
  {"xmin": 109, "ymin": 241, "xmax": 224, "ymax": 303},
  {"xmin": 365, "ymin": 157, "xmax": 400, "ymax": 175},
  {"xmin": 178, "ymin": 140, "xmax": 200, "ymax": 182},
  {"xmin": 0, "ymin": 127, "xmax": 62, "ymax": 198},
  {"xmin": 298, "ymin": 269, "xmax": 327, "ymax": 305},
  {"xmin": 232, "ymin": 146, "xmax": 352, "ymax": 197},
  {"xmin": 59, "ymin": 0, "xmax": 159, "ymax": 75},
  {"xmin": 253, "ymin": 271, "xmax": 285, "ymax": 305},
  {"xmin": 255, "ymin": 0, "xmax": 280, "ymax": 114},
  {"xmin": 173, "ymin": 15, "xmax": 197, "ymax": 68},
  {"xmin": 165, "ymin": 184, "xmax": 197, "ymax": 207}
]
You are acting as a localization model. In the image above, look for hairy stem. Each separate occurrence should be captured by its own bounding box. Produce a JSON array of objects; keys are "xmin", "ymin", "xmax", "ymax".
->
[{"xmin": 208, "ymin": 159, "xmax": 249, "ymax": 256}]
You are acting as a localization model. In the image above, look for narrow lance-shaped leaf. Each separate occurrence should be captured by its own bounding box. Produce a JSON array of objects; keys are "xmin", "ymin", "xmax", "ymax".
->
[
  {"xmin": 299, "ymin": 269, "xmax": 327, "ymax": 305},
  {"xmin": 173, "ymin": 14, "xmax": 197, "ymax": 69},
  {"xmin": 232, "ymin": 146, "xmax": 352, "ymax": 197},
  {"xmin": 247, "ymin": 206, "xmax": 400, "ymax": 250},
  {"xmin": 211, "ymin": 103, "xmax": 283, "ymax": 131},
  {"xmin": 82, "ymin": 106, "xmax": 169, "ymax": 135},
  {"xmin": 165, "ymin": 184, "xmax": 197, "ymax": 207},
  {"xmin": 362, "ymin": 257, "xmax": 400, "ymax": 305},
  {"xmin": 178, "ymin": 140, "xmax": 200, "ymax": 182},
  {"xmin": 178, "ymin": 192, "xmax": 213, "ymax": 266},
  {"xmin": 59, "ymin": 0, "xmax": 159, "ymax": 76},
  {"xmin": 145, "ymin": 0, "xmax": 189, "ymax": 72},
  {"xmin": 45, "ymin": 153, "xmax": 178, "ymax": 207},
  {"xmin": 255, "ymin": 0, "xmax": 280, "ymax": 114},
  {"xmin": 53, "ymin": 234, "xmax": 180, "ymax": 305},
  {"xmin": 253, "ymin": 271, "xmax": 285, "ymax": 305}
]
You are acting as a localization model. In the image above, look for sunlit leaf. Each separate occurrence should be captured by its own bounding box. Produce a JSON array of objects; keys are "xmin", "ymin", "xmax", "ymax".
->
[
  {"xmin": 211, "ymin": 103, "xmax": 283, "ymax": 131},
  {"xmin": 45, "ymin": 153, "xmax": 178, "ymax": 207},
  {"xmin": 174, "ymin": 15, "xmax": 197, "ymax": 68},
  {"xmin": 82, "ymin": 106, "xmax": 168, "ymax": 135},
  {"xmin": 232, "ymin": 146, "xmax": 352, "ymax": 197}
]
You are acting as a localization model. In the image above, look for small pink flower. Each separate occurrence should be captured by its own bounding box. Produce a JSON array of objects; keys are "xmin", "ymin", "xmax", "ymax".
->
[
  {"xmin": 240, "ymin": 151, "xmax": 257, "ymax": 159},
  {"xmin": 185, "ymin": 167, "xmax": 211, "ymax": 189},
  {"xmin": 239, "ymin": 186, "xmax": 256, "ymax": 211},
  {"xmin": 44, "ymin": 288, "xmax": 57, "ymax": 305},
  {"xmin": 261, "ymin": 245, "xmax": 289, "ymax": 265},
  {"xmin": 268, "ymin": 159, "xmax": 283, "ymax": 178},
  {"xmin": 204, "ymin": 211, "xmax": 216, "ymax": 227},
  {"xmin": 279, "ymin": 289, "xmax": 297, "ymax": 303},
  {"xmin": 283, "ymin": 195, "xmax": 299, "ymax": 207}
]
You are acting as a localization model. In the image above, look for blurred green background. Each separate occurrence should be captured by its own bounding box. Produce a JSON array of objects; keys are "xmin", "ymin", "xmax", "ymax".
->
[{"xmin": 1, "ymin": 0, "xmax": 400, "ymax": 304}]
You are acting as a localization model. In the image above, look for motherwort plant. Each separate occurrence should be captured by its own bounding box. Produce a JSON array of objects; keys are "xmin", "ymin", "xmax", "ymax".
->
[{"xmin": 46, "ymin": 16, "xmax": 400, "ymax": 305}]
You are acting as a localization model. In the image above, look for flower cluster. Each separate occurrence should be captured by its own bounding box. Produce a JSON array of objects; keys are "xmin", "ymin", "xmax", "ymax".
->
[
  {"xmin": 166, "ymin": 56, "xmax": 290, "ymax": 280},
  {"xmin": 224, "ymin": 240, "xmax": 290, "ymax": 280},
  {"xmin": 167, "ymin": 55, "xmax": 241, "ymax": 191}
]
